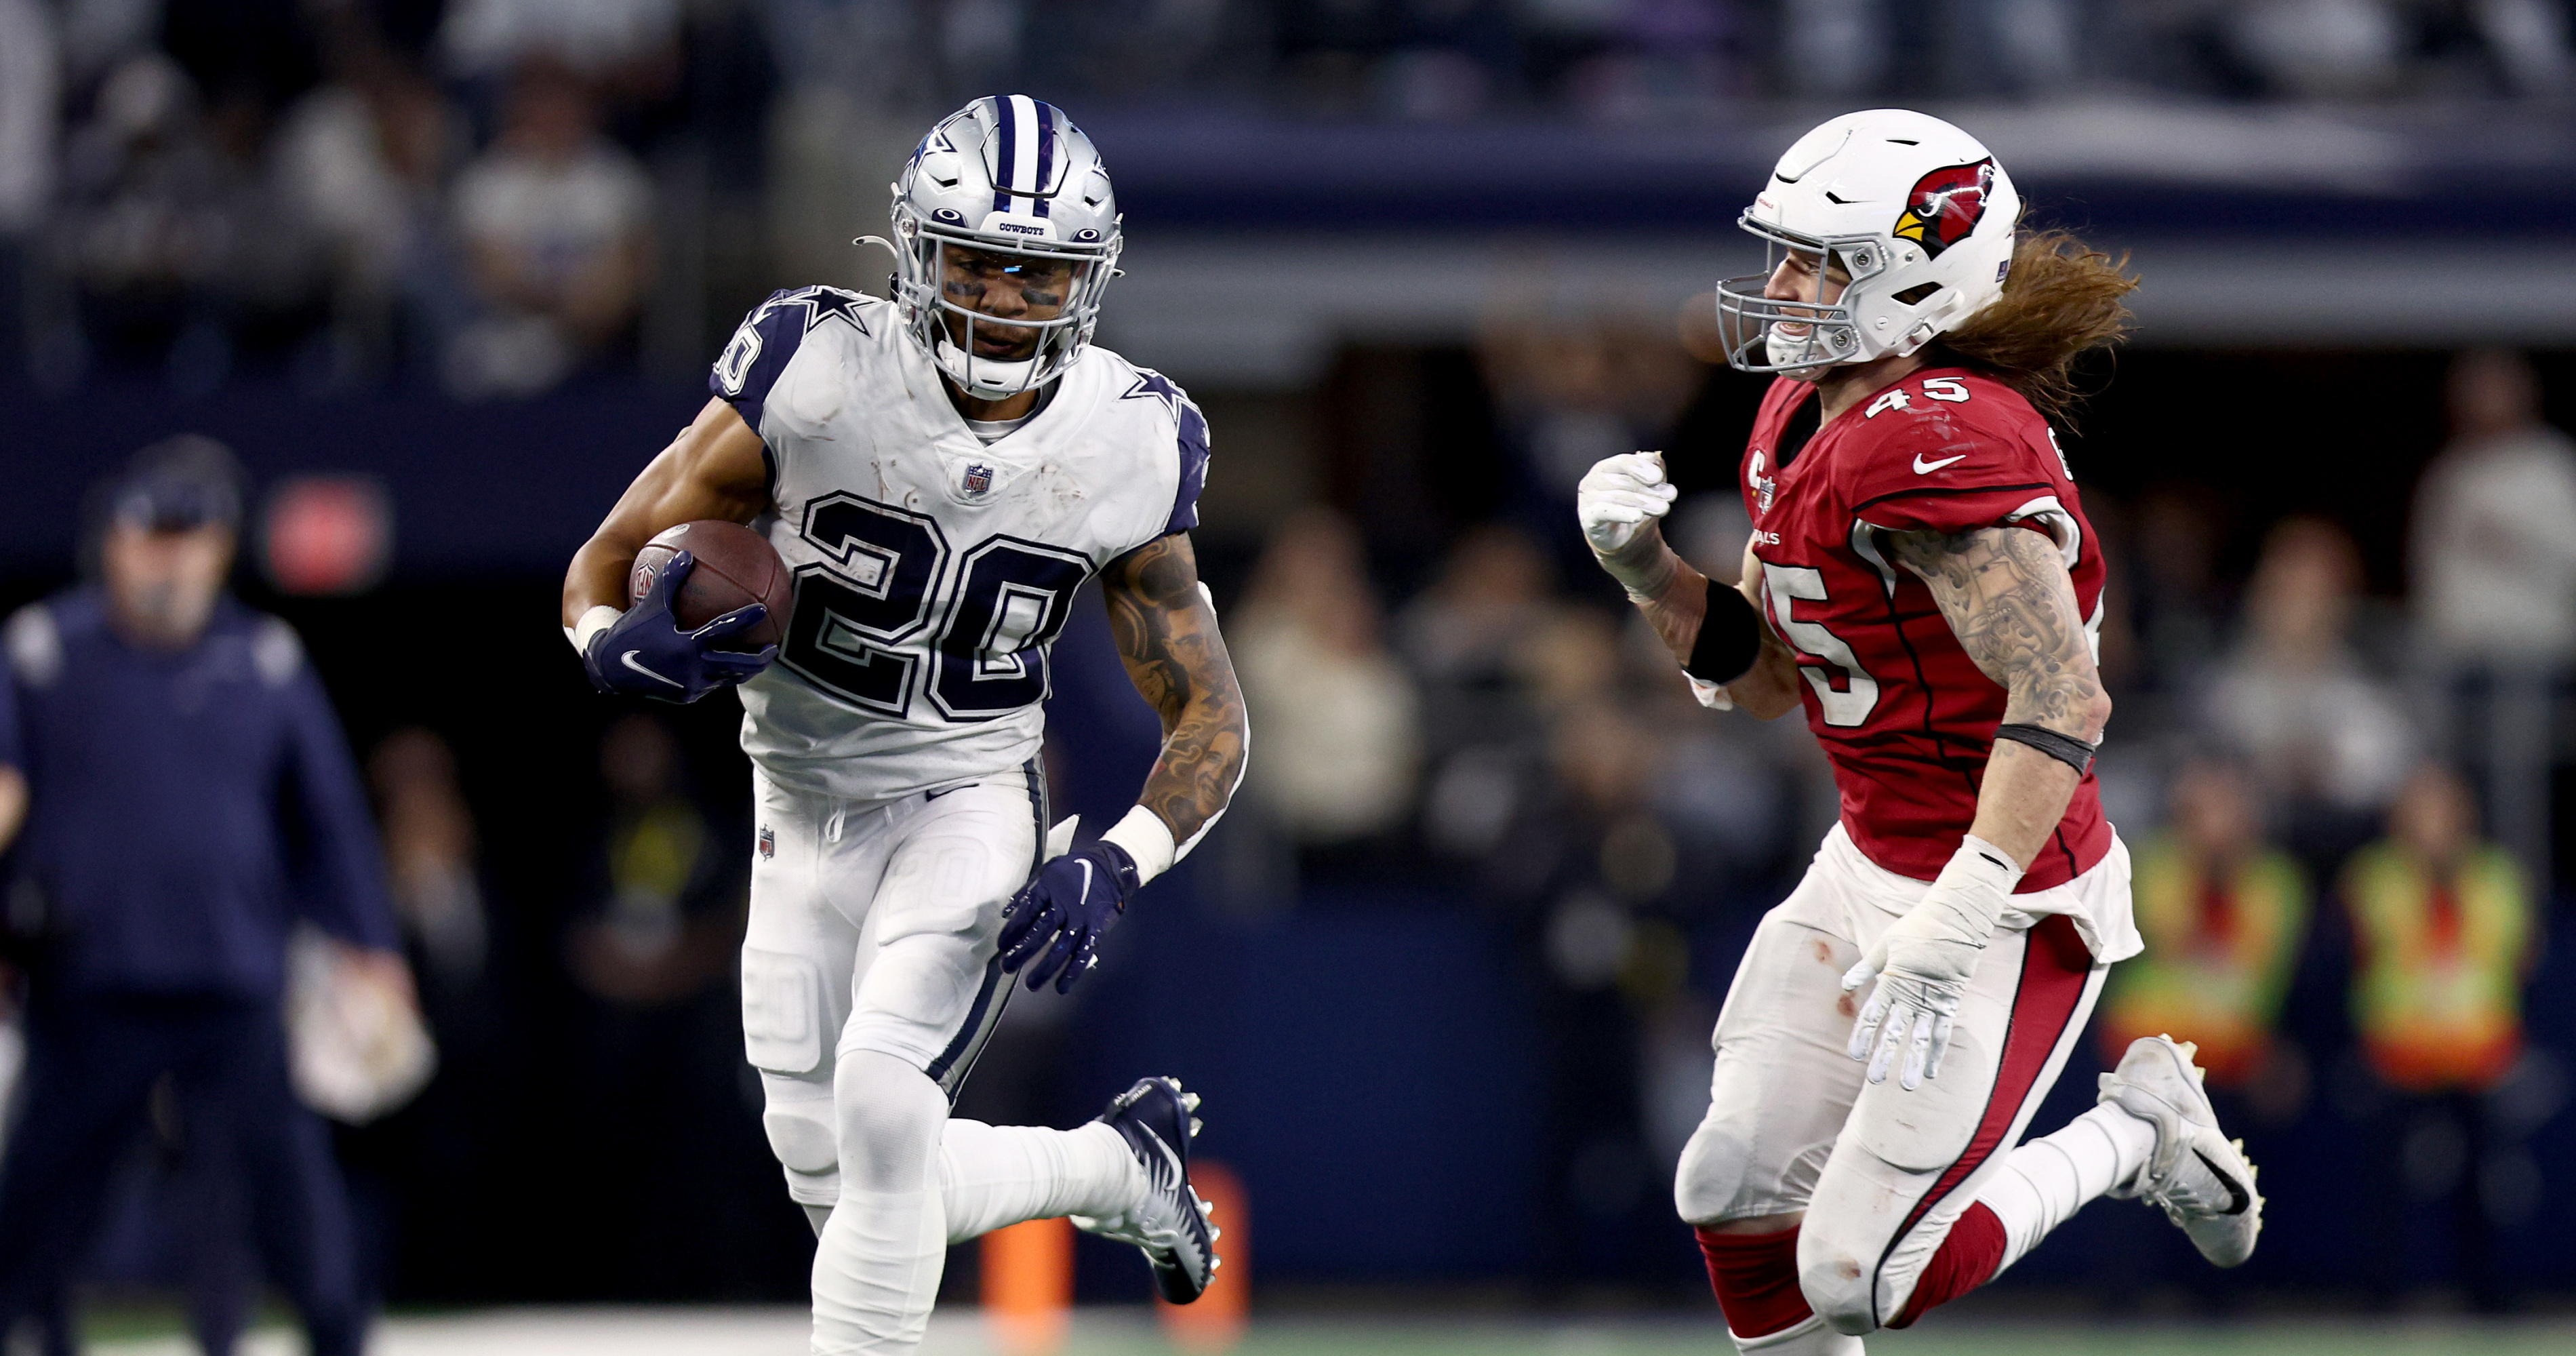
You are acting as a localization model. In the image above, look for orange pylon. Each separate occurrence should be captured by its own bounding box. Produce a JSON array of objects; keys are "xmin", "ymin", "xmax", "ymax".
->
[
  {"xmin": 983, "ymin": 1216, "xmax": 1073, "ymax": 1355},
  {"xmin": 1157, "ymin": 1159, "xmax": 1248, "ymax": 1353}
]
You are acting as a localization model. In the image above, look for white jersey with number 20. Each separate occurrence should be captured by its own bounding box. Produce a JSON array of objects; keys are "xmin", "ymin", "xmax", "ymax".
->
[{"xmin": 708, "ymin": 285, "xmax": 1209, "ymax": 805}]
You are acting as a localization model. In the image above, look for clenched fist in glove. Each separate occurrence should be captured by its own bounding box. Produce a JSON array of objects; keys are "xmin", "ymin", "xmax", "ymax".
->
[
  {"xmin": 576, "ymin": 551, "xmax": 776, "ymax": 703},
  {"xmin": 1840, "ymin": 835, "xmax": 2023, "ymax": 1090},
  {"xmin": 1577, "ymin": 452, "xmax": 1680, "ymax": 599}
]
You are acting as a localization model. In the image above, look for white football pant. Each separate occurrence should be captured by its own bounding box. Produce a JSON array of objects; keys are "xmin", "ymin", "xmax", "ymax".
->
[
  {"xmin": 742, "ymin": 765, "xmax": 1143, "ymax": 1355},
  {"xmin": 1676, "ymin": 824, "xmax": 2132, "ymax": 1337}
]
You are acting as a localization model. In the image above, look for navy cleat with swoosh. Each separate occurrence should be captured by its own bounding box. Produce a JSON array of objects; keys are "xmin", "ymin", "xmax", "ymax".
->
[
  {"xmin": 2098, "ymin": 1035, "xmax": 2263, "ymax": 1267},
  {"xmin": 1070, "ymin": 1077, "xmax": 1221, "ymax": 1303}
]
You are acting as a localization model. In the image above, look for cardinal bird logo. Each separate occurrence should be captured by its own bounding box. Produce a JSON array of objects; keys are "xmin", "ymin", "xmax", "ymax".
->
[
  {"xmin": 1891, "ymin": 158, "xmax": 1995, "ymax": 260},
  {"xmin": 758, "ymin": 826, "xmax": 775, "ymax": 861}
]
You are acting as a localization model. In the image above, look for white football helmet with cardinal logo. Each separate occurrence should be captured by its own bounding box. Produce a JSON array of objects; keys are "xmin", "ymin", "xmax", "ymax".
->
[{"xmin": 1714, "ymin": 108, "xmax": 2021, "ymax": 376}]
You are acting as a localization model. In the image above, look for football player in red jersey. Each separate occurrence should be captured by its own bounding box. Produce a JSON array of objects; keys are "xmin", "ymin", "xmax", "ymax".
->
[{"xmin": 1579, "ymin": 110, "xmax": 2263, "ymax": 1353}]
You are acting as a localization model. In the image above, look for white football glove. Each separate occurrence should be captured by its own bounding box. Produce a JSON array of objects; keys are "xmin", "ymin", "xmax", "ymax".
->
[
  {"xmin": 1577, "ymin": 452, "xmax": 1679, "ymax": 595},
  {"xmin": 1840, "ymin": 836, "xmax": 2022, "ymax": 1090}
]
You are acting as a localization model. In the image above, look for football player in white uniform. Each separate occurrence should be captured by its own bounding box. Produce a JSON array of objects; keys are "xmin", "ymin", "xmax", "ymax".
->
[{"xmin": 560, "ymin": 96, "xmax": 1243, "ymax": 1354}]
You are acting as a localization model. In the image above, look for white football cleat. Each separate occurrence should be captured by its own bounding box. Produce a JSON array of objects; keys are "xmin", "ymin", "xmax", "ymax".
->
[{"xmin": 2097, "ymin": 1035, "xmax": 2263, "ymax": 1267}]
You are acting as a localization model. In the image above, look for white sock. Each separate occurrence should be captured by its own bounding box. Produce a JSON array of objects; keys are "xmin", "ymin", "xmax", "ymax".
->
[
  {"xmin": 811, "ymin": 1186, "xmax": 945, "ymax": 1355},
  {"xmin": 1973, "ymin": 1104, "xmax": 2158, "ymax": 1273},
  {"xmin": 1733, "ymin": 1313, "xmax": 1864, "ymax": 1354},
  {"xmin": 810, "ymin": 1052, "xmax": 950, "ymax": 1355},
  {"xmin": 940, "ymin": 1119, "xmax": 1146, "ymax": 1242}
]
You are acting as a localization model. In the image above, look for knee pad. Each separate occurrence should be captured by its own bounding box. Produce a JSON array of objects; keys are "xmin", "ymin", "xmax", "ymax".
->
[
  {"xmin": 763, "ymin": 1100, "xmax": 839, "ymax": 1176},
  {"xmin": 1675, "ymin": 1115, "xmax": 1758, "ymax": 1225},
  {"xmin": 760, "ymin": 1084, "xmax": 841, "ymax": 1207},
  {"xmin": 834, "ymin": 1049, "xmax": 948, "ymax": 1193},
  {"xmin": 1794, "ymin": 1224, "xmax": 1881, "ymax": 1336}
]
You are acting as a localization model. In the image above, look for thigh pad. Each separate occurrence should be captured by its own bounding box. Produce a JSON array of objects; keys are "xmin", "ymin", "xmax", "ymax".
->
[{"xmin": 742, "ymin": 948, "xmax": 829, "ymax": 1075}]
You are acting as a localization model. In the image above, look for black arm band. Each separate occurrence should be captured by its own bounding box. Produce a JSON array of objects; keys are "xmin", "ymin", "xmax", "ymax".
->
[
  {"xmin": 1993, "ymin": 723, "xmax": 2097, "ymax": 775},
  {"xmin": 1685, "ymin": 577, "xmax": 1765, "ymax": 685}
]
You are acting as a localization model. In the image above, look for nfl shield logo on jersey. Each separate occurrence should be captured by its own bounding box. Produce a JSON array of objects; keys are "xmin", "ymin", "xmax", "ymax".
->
[
  {"xmin": 758, "ymin": 825, "xmax": 775, "ymax": 860},
  {"xmin": 961, "ymin": 463, "xmax": 995, "ymax": 498}
]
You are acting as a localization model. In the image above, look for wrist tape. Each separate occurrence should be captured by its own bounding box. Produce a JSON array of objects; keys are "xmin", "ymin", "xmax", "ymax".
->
[
  {"xmin": 1098, "ymin": 805, "xmax": 1178, "ymax": 887},
  {"xmin": 568, "ymin": 604, "xmax": 622, "ymax": 657},
  {"xmin": 1594, "ymin": 530, "xmax": 1675, "ymax": 601},
  {"xmin": 1918, "ymin": 834, "xmax": 2024, "ymax": 946}
]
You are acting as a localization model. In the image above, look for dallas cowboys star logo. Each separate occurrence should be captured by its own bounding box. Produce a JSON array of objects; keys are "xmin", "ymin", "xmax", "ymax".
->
[
  {"xmin": 1120, "ymin": 370, "xmax": 1191, "ymax": 418},
  {"xmin": 774, "ymin": 285, "xmax": 871, "ymax": 336}
]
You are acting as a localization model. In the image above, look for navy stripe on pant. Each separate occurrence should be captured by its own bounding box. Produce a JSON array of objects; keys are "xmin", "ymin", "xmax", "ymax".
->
[{"xmin": 0, "ymin": 993, "xmax": 365, "ymax": 1356}]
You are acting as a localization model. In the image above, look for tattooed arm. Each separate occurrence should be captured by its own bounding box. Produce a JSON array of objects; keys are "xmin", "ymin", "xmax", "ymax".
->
[
  {"xmin": 1886, "ymin": 523, "xmax": 2112, "ymax": 869},
  {"xmin": 992, "ymin": 531, "xmax": 1246, "ymax": 991},
  {"xmin": 1100, "ymin": 532, "xmax": 1250, "ymax": 858}
]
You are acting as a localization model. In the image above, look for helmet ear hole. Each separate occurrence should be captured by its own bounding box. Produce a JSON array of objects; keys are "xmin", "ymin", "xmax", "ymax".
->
[{"xmin": 1891, "ymin": 282, "xmax": 1941, "ymax": 306}]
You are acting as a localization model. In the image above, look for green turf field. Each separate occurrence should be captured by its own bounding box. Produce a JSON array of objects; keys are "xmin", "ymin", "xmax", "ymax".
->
[{"xmin": 79, "ymin": 1308, "xmax": 2576, "ymax": 1356}]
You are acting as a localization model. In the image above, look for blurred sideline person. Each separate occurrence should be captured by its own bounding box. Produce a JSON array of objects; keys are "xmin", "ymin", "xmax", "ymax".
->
[
  {"xmin": 559, "ymin": 97, "xmax": 1245, "ymax": 1353},
  {"xmin": 1579, "ymin": 111, "xmax": 2259, "ymax": 1353},
  {"xmin": 2343, "ymin": 763, "xmax": 2538, "ymax": 1311},
  {"xmin": 565, "ymin": 715, "xmax": 773, "ymax": 1292},
  {"xmin": 2203, "ymin": 517, "xmax": 2413, "ymax": 863},
  {"xmin": 2098, "ymin": 760, "xmax": 2310, "ymax": 1123},
  {"xmin": 0, "ymin": 438, "xmax": 408, "ymax": 1356},
  {"xmin": 2410, "ymin": 348, "xmax": 2576, "ymax": 889},
  {"xmin": 1232, "ymin": 507, "xmax": 1420, "ymax": 865}
]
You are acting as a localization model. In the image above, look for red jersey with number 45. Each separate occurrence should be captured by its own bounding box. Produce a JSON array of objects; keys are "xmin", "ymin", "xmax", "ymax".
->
[{"xmin": 1739, "ymin": 367, "xmax": 2112, "ymax": 892}]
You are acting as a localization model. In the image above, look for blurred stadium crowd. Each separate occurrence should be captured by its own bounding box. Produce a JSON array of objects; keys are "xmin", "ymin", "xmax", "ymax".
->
[
  {"xmin": 0, "ymin": 0, "xmax": 2573, "ymax": 1338},
  {"xmin": 1, "ymin": 0, "xmax": 2573, "ymax": 397}
]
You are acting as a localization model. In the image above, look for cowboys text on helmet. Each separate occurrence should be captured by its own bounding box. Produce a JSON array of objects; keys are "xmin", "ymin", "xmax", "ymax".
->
[{"xmin": 1714, "ymin": 109, "xmax": 2020, "ymax": 377}]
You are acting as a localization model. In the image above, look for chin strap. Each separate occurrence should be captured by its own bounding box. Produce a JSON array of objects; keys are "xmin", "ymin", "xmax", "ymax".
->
[{"xmin": 932, "ymin": 332, "xmax": 1043, "ymax": 400}]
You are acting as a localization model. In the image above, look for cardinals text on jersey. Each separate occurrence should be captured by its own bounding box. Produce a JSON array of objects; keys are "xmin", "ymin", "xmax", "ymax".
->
[
  {"xmin": 712, "ymin": 285, "xmax": 1209, "ymax": 805},
  {"xmin": 1739, "ymin": 367, "xmax": 2116, "ymax": 900}
]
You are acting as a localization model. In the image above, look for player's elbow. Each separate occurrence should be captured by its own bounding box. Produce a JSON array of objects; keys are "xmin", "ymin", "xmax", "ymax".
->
[
  {"xmin": 2007, "ymin": 675, "xmax": 2111, "ymax": 744},
  {"xmin": 2078, "ymin": 683, "xmax": 2113, "ymax": 742},
  {"xmin": 1736, "ymin": 690, "xmax": 1798, "ymax": 721}
]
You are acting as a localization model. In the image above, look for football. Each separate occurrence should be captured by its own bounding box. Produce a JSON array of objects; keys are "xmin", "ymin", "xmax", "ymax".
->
[{"xmin": 629, "ymin": 520, "xmax": 793, "ymax": 651}]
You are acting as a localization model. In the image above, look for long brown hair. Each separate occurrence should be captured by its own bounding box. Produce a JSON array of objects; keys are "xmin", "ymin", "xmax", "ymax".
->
[{"xmin": 1931, "ymin": 229, "xmax": 2138, "ymax": 428}]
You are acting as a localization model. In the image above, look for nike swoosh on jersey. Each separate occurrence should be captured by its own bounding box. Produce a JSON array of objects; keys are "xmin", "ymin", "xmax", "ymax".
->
[
  {"xmin": 2192, "ymin": 1148, "xmax": 2252, "ymax": 1216},
  {"xmin": 620, "ymin": 650, "xmax": 685, "ymax": 689},
  {"xmin": 1912, "ymin": 453, "xmax": 1968, "ymax": 474}
]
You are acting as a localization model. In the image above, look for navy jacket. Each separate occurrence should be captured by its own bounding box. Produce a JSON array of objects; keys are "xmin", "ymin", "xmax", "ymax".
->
[{"xmin": 0, "ymin": 588, "xmax": 397, "ymax": 1000}]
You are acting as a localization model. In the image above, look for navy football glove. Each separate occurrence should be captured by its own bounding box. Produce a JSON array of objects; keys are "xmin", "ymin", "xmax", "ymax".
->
[
  {"xmin": 999, "ymin": 840, "xmax": 1140, "ymax": 993},
  {"xmin": 582, "ymin": 550, "xmax": 776, "ymax": 703}
]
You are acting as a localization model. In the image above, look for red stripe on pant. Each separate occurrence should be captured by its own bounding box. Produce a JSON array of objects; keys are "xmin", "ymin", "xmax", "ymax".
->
[{"xmin": 1882, "ymin": 914, "xmax": 2091, "ymax": 1328}]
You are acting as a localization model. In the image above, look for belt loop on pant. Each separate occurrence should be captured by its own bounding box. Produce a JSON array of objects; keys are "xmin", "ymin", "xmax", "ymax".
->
[{"xmin": 824, "ymin": 802, "xmax": 847, "ymax": 845}]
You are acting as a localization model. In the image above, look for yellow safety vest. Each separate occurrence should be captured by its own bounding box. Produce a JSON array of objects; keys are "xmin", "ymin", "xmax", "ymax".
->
[
  {"xmin": 2343, "ymin": 843, "xmax": 2531, "ymax": 1093},
  {"xmin": 2103, "ymin": 835, "xmax": 2307, "ymax": 1085}
]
